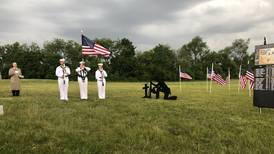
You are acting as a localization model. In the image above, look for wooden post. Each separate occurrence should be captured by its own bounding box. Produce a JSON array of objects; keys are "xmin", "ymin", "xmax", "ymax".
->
[
  {"xmin": 206, "ymin": 67, "xmax": 208, "ymax": 92},
  {"xmin": 238, "ymin": 65, "xmax": 242, "ymax": 94},
  {"xmin": 228, "ymin": 67, "xmax": 230, "ymax": 92},
  {"xmin": 179, "ymin": 65, "xmax": 182, "ymax": 92}
]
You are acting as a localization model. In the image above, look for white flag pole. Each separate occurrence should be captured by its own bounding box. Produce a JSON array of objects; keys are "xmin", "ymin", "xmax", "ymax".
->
[
  {"xmin": 248, "ymin": 81, "xmax": 251, "ymax": 97},
  {"xmin": 206, "ymin": 67, "xmax": 209, "ymax": 92},
  {"xmin": 179, "ymin": 65, "xmax": 182, "ymax": 92},
  {"xmin": 210, "ymin": 63, "xmax": 213, "ymax": 93},
  {"xmin": 81, "ymin": 30, "xmax": 85, "ymax": 62},
  {"xmin": 238, "ymin": 65, "xmax": 242, "ymax": 94},
  {"xmin": 228, "ymin": 67, "xmax": 231, "ymax": 92}
]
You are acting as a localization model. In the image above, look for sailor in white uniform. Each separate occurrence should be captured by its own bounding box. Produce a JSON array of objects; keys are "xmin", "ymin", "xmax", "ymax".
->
[
  {"xmin": 76, "ymin": 61, "xmax": 91, "ymax": 100},
  {"xmin": 95, "ymin": 63, "xmax": 107, "ymax": 99},
  {"xmin": 55, "ymin": 58, "xmax": 71, "ymax": 101}
]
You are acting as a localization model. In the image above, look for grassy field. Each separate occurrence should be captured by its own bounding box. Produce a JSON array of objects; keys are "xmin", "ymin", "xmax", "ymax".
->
[{"xmin": 0, "ymin": 79, "xmax": 274, "ymax": 153}]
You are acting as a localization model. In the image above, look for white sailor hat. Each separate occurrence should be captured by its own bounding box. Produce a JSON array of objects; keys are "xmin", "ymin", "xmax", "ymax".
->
[
  {"xmin": 59, "ymin": 58, "xmax": 65, "ymax": 62},
  {"xmin": 79, "ymin": 61, "xmax": 85, "ymax": 64},
  {"xmin": 98, "ymin": 63, "xmax": 103, "ymax": 66}
]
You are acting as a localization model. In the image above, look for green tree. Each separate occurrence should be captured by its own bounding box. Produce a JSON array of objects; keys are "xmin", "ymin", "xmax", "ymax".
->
[
  {"xmin": 42, "ymin": 39, "xmax": 81, "ymax": 79},
  {"xmin": 230, "ymin": 38, "xmax": 250, "ymax": 65},
  {"xmin": 110, "ymin": 38, "xmax": 137, "ymax": 81},
  {"xmin": 138, "ymin": 44, "xmax": 177, "ymax": 81},
  {"xmin": 178, "ymin": 36, "xmax": 210, "ymax": 79}
]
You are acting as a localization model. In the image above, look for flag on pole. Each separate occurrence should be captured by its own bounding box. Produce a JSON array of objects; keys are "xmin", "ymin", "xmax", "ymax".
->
[
  {"xmin": 240, "ymin": 74, "xmax": 247, "ymax": 89},
  {"xmin": 179, "ymin": 72, "xmax": 192, "ymax": 80},
  {"xmin": 245, "ymin": 69, "xmax": 254, "ymax": 82},
  {"xmin": 212, "ymin": 73, "xmax": 226, "ymax": 85},
  {"xmin": 207, "ymin": 69, "xmax": 226, "ymax": 85},
  {"xmin": 81, "ymin": 34, "xmax": 110, "ymax": 57},
  {"xmin": 245, "ymin": 64, "xmax": 254, "ymax": 90}
]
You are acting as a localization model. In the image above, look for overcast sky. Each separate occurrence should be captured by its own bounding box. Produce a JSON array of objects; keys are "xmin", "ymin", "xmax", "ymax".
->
[{"xmin": 0, "ymin": 0, "xmax": 273, "ymax": 52}]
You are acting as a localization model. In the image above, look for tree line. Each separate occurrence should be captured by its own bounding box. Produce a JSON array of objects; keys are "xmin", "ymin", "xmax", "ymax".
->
[{"xmin": 0, "ymin": 36, "xmax": 254, "ymax": 81}]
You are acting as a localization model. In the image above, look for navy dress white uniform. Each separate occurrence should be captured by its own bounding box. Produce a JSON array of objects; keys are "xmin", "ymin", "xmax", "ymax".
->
[
  {"xmin": 76, "ymin": 61, "xmax": 91, "ymax": 100},
  {"xmin": 95, "ymin": 63, "xmax": 107, "ymax": 99},
  {"xmin": 55, "ymin": 58, "xmax": 71, "ymax": 101}
]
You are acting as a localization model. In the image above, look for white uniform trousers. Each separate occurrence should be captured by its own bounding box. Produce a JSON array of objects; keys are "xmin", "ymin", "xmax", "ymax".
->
[
  {"xmin": 58, "ymin": 78, "xmax": 69, "ymax": 100},
  {"xmin": 78, "ymin": 77, "xmax": 88, "ymax": 99},
  {"xmin": 97, "ymin": 79, "xmax": 106, "ymax": 99}
]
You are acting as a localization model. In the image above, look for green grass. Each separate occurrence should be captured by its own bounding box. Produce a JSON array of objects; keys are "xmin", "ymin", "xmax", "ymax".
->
[{"xmin": 0, "ymin": 79, "xmax": 274, "ymax": 153}]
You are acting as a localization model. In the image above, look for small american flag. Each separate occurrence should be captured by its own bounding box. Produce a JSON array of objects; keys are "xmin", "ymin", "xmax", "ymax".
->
[
  {"xmin": 240, "ymin": 75, "xmax": 247, "ymax": 89},
  {"xmin": 179, "ymin": 72, "xmax": 192, "ymax": 80},
  {"xmin": 82, "ymin": 34, "xmax": 110, "ymax": 57},
  {"xmin": 245, "ymin": 65, "xmax": 254, "ymax": 90},
  {"xmin": 245, "ymin": 70, "xmax": 254, "ymax": 82},
  {"xmin": 212, "ymin": 73, "xmax": 226, "ymax": 85}
]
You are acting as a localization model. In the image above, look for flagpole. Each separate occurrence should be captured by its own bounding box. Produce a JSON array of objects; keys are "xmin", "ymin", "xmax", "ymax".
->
[
  {"xmin": 206, "ymin": 67, "xmax": 209, "ymax": 92},
  {"xmin": 238, "ymin": 65, "xmax": 242, "ymax": 94},
  {"xmin": 179, "ymin": 65, "xmax": 182, "ymax": 92},
  {"xmin": 248, "ymin": 81, "xmax": 251, "ymax": 97},
  {"xmin": 81, "ymin": 30, "xmax": 85, "ymax": 62},
  {"xmin": 210, "ymin": 63, "xmax": 213, "ymax": 93},
  {"xmin": 228, "ymin": 67, "xmax": 231, "ymax": 92}
]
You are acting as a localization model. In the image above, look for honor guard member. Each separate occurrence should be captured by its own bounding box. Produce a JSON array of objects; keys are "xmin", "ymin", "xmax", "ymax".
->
[
  {"xmin": 55, "ymin": 58, "xmax": 71, "ymax": 101},
  {"xmin": 76, "ymin": 61, "xmax": 91, "ymax": 100},
  {"xmin": 8, "ymin": 62, "xmax": 24, "ymax": 96},
  {"xmin": 95, "ymin": 63, "xmax": 107, "ymax": 99}
]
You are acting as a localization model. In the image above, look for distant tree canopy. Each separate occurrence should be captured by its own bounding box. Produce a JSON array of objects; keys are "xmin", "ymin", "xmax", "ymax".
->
[{"xmin": 0, "ymin": 36, "xmax": 254, "ymax": 81}]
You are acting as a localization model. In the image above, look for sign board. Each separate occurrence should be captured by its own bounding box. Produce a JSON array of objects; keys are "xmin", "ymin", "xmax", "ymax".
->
[
  {"xmin": 254, "ymin": 43, "xmax": 274, "ymax": 108},
  {"xmin": 255, "ymin": 44, "xmax": 274, "ymax": 65}
]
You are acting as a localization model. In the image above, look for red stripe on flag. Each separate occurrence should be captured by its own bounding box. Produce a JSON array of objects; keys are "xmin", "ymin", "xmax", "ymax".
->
[{"xmin": 212, "ymin": 73, "xmax": 226, "ymax": 85}]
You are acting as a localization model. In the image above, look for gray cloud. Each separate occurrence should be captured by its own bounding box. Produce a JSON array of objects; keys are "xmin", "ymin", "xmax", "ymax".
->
[{"xmin": 0, "ymin": 0, "xmax": 273, "ymax": 52}]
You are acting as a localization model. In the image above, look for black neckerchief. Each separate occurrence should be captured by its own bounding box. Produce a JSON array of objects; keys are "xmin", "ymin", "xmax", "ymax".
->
[{"xmin": 78, "ymin": 68, "xmax": 88, "ymax": 82}]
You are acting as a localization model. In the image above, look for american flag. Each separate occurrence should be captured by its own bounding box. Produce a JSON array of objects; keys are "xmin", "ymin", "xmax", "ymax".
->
[
  {"xmin": 212, "ymin": 73, "xmax": 226, "ymax": 85},
  {"xmin": 208, "ymin": 70, "xmax": 226, "ymax": 85},
  {"xmin": 245, "ymin": 70, "xmax": 254, "ymax": 82},
  {"xmin": 245, "ymin": 66, "xmax": 254, "ymax": 90},
  {"xmin": 179, "ymin": 72, "xmax": 192, "ymax": 80},
  {"xmin": 239, "ymin": 75, "xmax": 247, "ymax": 89},
  {"xmin": 81, "ymin": 34, "xmax": 110, "ymax": 57}
]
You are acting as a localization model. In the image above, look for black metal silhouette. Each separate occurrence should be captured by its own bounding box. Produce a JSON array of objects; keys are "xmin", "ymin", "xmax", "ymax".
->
[
  {"xmin": 142, "ymin": 83, "xmax": 149, "ymax": 98},
  {"xmin": 143, "ymin": 80, "xmax": 177, "ymax": 100}
]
